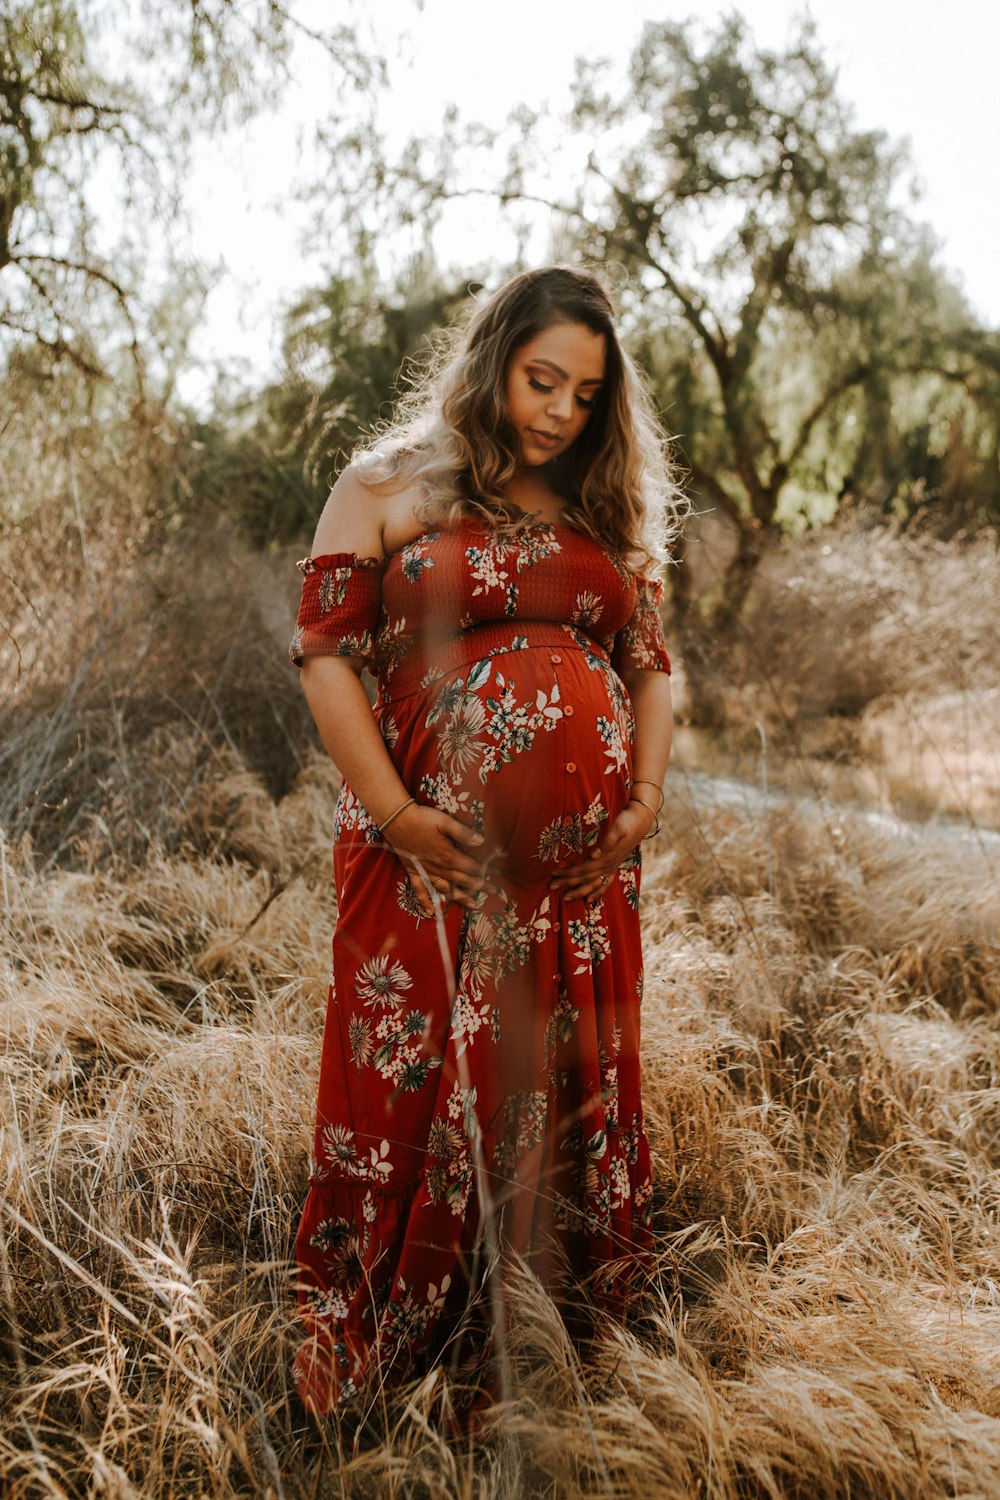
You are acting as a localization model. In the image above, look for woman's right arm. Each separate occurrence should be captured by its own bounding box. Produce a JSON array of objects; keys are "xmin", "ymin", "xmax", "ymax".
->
[{"xmin": 299, "ymin": 470, "xmax": 489, "ymax": 914}]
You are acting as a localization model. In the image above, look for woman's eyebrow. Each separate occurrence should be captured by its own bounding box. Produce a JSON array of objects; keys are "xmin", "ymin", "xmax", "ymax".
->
[{"xmin": 528, "ymin": 357, "xmax": 604, "ymax": 387}]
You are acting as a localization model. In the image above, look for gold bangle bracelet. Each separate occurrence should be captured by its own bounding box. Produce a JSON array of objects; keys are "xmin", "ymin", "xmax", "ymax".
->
[
  {"xmin": 628, "ymin": 795, "xmax": 661, "ymax": 837},
  {"xmin": 377, "ymin": 796, "xmax": 415, "ymax": 836},
  {"xmin": 631, "ymin": 779, "xmax": 664, "ymax": 812}
]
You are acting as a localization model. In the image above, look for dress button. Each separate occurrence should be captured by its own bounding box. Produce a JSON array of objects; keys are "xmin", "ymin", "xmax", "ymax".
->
[
  {"xmin": 565, "ymin": 761, "xmax": 577, "ymax": 773},
  {"xmin": 564, "ymin": 705, "xmax": 575, "ymax": 717},
  {"xmin": 552, "ymin": 922, "xmax": 561, "ymax": 933},
  {"xmin": 550, "ymin": 653, "xmax": 562, "ymax": 664}
]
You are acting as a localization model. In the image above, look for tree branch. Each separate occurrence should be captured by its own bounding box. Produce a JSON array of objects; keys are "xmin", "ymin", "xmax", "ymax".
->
[
  {"xmin": 769, "ymin": 361, "xmax": 872, "ymax": 489},
  {"xmin": 684, "ymin": 459, "xmax": 744, "ymax": 523},
  {"xmin": 13, "ymin": 251, "xmax": 134, "ymax": 308},
  {"xmin": 0, "ymin": 310, "xmax": 106, "ymax": 379}
]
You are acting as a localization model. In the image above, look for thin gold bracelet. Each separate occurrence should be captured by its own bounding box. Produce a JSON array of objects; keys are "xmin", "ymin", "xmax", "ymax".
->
[
  {"xmin": 631, "ymin": 778, "xmax": 664, "ymax": 813},
  {"xmin": 628, "ymin": 795, "xmax": 661, "ymax": 838},
  {"xmin": 377, "ymin": 796, "xmax": 415, "ymax": 836}
]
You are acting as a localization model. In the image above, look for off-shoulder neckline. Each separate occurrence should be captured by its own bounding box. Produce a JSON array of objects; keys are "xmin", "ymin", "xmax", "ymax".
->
[{"xmin": 300, "ymin": 516, "xmax": 574, "ymax": 573}]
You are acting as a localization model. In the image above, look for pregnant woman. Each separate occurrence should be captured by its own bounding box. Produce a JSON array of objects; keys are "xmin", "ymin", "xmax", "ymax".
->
[{"xmin": 289, "ymin": 266, "xmax": 681, "ymax": 1419}]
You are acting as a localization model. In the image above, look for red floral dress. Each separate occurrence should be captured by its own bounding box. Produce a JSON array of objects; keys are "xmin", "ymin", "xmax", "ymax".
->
[{"xmin": 288, "ymin": 518, "xmax": 671, "ymax": 1414}]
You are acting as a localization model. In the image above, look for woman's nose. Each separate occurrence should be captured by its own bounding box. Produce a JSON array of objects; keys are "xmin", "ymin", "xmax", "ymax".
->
[{"xmin": 546, "ymin": 387, "xmax": 574, "ymax": 422}]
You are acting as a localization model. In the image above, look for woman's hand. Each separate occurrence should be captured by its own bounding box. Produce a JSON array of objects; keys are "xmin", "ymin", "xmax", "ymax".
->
[
  {"xmin": 384, "ymin": 804, "xmax": 495, "ymax": 917},
  {"xmin": 549, "ymin": 800, "xmax": 654, "ymax": 903}
]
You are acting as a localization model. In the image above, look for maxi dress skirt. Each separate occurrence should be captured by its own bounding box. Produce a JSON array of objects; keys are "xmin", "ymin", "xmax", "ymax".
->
[{"xmin": 287, "ymin": 518, "xmax": 672, "ymax": 1414}]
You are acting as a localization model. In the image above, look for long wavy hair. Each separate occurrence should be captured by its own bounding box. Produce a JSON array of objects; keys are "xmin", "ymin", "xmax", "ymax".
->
[{"xmin": 353, "ymin": 266, "xmax": 684, "ymax": 569}]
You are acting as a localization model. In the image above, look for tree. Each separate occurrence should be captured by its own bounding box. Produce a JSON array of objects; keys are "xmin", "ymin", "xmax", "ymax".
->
[
  {"xmin": 178, "ymin": 258, "xmax": 475, "ymax": 545},
  {"xmin": 385, "ymin": 15, "xmax": 994, "ymax": 621},
  {"xmin": 0, "ymin": 1, "xmax": 142, "ymax": 376},
  {"xmin": 0, "ymin": 0, "xmax": 375, "ymax": 383},
  {"xmin": 569, "ymin": 17, "xmax": 996, "ymax": 615}
]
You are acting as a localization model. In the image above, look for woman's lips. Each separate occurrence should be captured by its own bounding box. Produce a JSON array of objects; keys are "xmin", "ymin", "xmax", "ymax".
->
[{"xmin": 527, "ymin": 428, "xmax": 561, "ymax": 449}]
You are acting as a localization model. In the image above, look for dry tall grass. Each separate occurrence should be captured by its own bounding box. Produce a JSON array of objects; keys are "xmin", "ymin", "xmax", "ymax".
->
[
  {"xmin": 675, "ymin": 520, "xmax": 1000, "ymax": 828},
  {"xmin": 4, "ymin": 487, "xmax": 1000, "ymax": 1495},
  {"xmin": 3, "ymin": 737, "xmax": 999, "ymax": 1498}
]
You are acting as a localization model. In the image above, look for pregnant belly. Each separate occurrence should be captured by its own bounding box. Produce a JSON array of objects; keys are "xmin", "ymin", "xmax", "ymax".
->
[{"xmin": 381, "ymin": 632, "xmax": 634, "ymax": 883}]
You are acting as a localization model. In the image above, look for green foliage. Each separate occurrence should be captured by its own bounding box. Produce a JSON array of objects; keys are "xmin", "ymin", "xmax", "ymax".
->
[
  {"xmin": 0, "ymin": 0, "xmax": 140, "ymax": 374},
  {"xmin": 389, "ymin": 14, "xmax": 1000, "ymax": 614},
  {"xmin": 0, "ymin": 0, "xmax": 372, "ymax": 383},
  {"xmin": 177, "ymin": 263, "xmax": 477, "ymax": 545},
  {"xmin": 570, "ymin": 19, "xmax": 992, "ymax": 564}
]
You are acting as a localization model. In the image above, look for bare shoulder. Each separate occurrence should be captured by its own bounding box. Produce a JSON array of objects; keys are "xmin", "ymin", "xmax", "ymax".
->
[
  {"xmin": 381, "ymin": 480, "xmax": 433, "ymax": 555},
  {"xmin": 309, "ymin": 465, "xmax": 388, "ymax": 560},
  {"xmin": 309, "ymin": 466, "xmax": 430, "ymax": 559}
]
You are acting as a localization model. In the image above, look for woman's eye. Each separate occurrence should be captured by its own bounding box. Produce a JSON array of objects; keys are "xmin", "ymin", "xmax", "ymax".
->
[
  {"xmin": 576, "ymin": 395, "xmax": 597, "ymax": 410},
  {"xmin": 528, "ymin": 377, "xmax": 553, "ymax": 394}
]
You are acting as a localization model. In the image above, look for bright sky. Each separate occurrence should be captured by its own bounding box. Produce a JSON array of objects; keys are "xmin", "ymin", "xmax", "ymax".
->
[{"xmin": 179, "ymin": 0, "xmax": 1000, "ymax": 401}]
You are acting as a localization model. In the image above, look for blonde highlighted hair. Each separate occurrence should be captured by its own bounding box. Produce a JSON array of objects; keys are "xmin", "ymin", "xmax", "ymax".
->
[{"xmin": 353, "ymin": 266, "xmax": 684, "ymax": 570}]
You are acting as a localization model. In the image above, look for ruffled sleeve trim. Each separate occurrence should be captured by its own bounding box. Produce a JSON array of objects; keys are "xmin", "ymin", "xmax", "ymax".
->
[
  {"xmin": 289, "ymin": 553, "xmax": 386, "ymax": 670},
  {"xmin": 296, "ymin": 553, "xmax": 387, "ymax": 575},
  {"xmin": 611, "ymin": 574, "xmax": 672, "ymax": 677}
]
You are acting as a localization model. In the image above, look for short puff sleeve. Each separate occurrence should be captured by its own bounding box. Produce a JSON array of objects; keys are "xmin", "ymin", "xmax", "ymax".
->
[
  {"xmin": 288, "ymin": 553, "xmax": 385, "ymax": 670},
  {"xmin": 611, "ymin": 574, "xmax": 672, "ymax": 677}
]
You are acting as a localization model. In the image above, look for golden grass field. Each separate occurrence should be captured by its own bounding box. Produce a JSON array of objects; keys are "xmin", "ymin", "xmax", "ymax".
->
[{"xmin": 3, "ymin": 504, "xmax": 1000, "ymax": 1497}]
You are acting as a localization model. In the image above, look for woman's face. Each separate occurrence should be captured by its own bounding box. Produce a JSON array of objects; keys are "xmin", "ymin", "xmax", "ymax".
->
[{"xmin": 504, "ymin": 321, "xmax": 607, "ymax": 468}]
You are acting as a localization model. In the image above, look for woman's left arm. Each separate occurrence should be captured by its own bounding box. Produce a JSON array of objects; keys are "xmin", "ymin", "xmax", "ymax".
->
[{"xmin": 550, "ymin": 667, "xmax": 673, "ymax": 901}]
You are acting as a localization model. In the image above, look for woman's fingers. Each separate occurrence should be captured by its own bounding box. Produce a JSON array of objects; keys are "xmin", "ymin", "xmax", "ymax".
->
[
  {"xmin": 391, "ymin": 809, "xmax": 502, "ymax": 910},
  {"xmin": 444, "ymin": 816, "xmax": 486, "ymax": 851},
  {"xmin": 552, "ymin": 863, "xmax": 617, "ymax": 898},
  {"xmin": 403, "ymin": 855, "xmax": 496, "ymax": 911},
  {"xmin": 552, "ymin": 804, "xmax": 648, "ymax": 896},
  {"xmin": 593, "ymin": 812, "xmax": 640, "ymax": 859},
  {"xmin": 407, "ymin": 870, "xmax": 437, "ymax": 912}
]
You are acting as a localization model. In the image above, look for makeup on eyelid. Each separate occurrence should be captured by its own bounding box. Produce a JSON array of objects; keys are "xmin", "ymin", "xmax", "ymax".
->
[{"xmin": 505, "ymin": 322, "xmax": 607, "ymax": 468}]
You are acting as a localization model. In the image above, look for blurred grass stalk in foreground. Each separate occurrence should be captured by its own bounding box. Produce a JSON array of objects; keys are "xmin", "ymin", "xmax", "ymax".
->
[{"xmin": 2, "ymin": 462, "xmax": 1000, "ymax": 1494}]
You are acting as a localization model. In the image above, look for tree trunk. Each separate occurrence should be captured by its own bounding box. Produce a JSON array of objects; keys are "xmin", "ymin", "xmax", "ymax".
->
[{"xmin": 709, "ymin": 520, "xmax": 770, "ymax": 631}]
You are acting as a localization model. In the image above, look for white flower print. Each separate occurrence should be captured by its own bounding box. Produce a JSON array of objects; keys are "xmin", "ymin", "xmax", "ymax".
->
[
  {"xmin": 426, "ymin": 1082, "xmax": 479, "ymax": 1216},
  {"xmin": 493, "ymin": 1090, "xmax": 548, "ymax": 1170},
  {"xmin": 458, "ymin": 912, "xmax": 494, "ymax": 994},
  {"xmin": 449, "ymin": 986, "xmax": 494, "ymax": 1054},
  {"xmin": 465, "ymin": 530, "xmax": 561, "ymax": 602},
  {"xmin": 480, "ymin": 676, "xmax": 562, "ymax": 782},
  {"xmin": 610, "ymin": 1154, "xmax": 632, "ymax": 1209},
  {"xmin": 335, "ymin": 783, "xmax": 377, "ymax": 842},
  {"xmin": 355, "ymin": 956, "xmax": 413, "ymax": 1009},
  {"xmin": 571, "ymin": 590, "xmax": 603, "ymax": 628},
  {"xmin": 306, "ymin": 1286, "xmax": 350, "ymax": 1320},
  {"xmin": 368, "ymin": 1006, "xmax": 439, "ymax": 1092},
  {"xmin": 320, "ymin": 1122, "xmax": 361, "ymax": 1173},
  {"xmin": 399, "ymin": 536, "xmax": 437, "ymax": 581},
  {"xmin": 545, "ymin": 990, "xmax": 581, "ymax": 1052},
  {"xmin": 438, "ymin": 693, "xmax": 486, "ymax": 776},
  {"xmin": 465, "ymin": 544, "xmax": 510, "ymax": 595},
  {"xmin": 348, "ymin": 1014, "xmax": 374, "ymax": 1069},
  {"xmin": 596, "ymin": 712, "xmax": 629, "ymax": 773},
  {"xmin": 568, "ymin": 907, "xmax": 612, "ymax": 973},
  {"xmin": 419, "ymin": 771, "xmax": 476, "ymax": 818},
  {"xmin": 318, "ymin": 567, "xmax": 350, "ymax": 613},
  {"xmin": 396, "ymin": 877, "xmax": 427, "ymax": 923},
  {"xmin": 584, "ymin": 795, "xmax": 607, "ymax": 830},
  {"xmin": 491, "ymin": 893, "xmax": 552, "ymax": 979}
]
